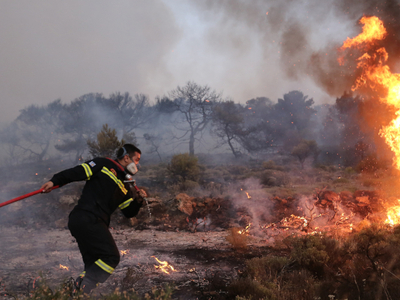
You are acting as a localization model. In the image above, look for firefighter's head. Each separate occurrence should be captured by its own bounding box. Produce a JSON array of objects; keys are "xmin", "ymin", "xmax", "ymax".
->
[{"xmin": 116, "ymin": 144, "xmax": 141, "ymax": 175}]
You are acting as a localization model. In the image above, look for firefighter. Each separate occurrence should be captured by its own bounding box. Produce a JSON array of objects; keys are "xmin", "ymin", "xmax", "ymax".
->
[{"xmin": 40, "ymin": 144, "xmax": 146, "ymax": 294}]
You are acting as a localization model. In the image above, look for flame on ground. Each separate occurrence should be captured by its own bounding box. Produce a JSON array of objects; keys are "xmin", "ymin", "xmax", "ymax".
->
[
  {"xmin": 151, "ymin": 256, "xmax": 176, "ymax": 274},
  {"xmin": 240, "ymin": 188, "xmax": 252, "ymax": 199},
  {"xmin": 59, "ymin": 264, "xmax": 68, "ymax": 271},
  {"xmin": 238, "ymin": 223, "xmax": 251, "ymax": 235}
]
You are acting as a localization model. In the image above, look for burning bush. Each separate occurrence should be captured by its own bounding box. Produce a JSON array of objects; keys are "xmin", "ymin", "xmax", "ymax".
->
[{"xmin": 225, "ymin": 227, "xmax": 248, "ymax": 250}]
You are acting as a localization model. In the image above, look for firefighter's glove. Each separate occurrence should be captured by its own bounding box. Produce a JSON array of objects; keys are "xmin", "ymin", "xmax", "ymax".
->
[{"xmin": 136, "ymin": 189, "xmax": 147, "ymax": 205}]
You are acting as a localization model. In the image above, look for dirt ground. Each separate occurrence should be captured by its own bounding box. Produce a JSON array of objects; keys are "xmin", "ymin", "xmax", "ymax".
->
[{"xmin": 0, "ymin": 225, "xmax": 270, "ymax": 300}]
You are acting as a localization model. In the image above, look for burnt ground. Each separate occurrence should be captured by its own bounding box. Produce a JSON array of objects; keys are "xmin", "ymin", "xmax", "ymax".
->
[{"xmin": 0, "ymin": 225, "xmax": 271, "ymax": 300}]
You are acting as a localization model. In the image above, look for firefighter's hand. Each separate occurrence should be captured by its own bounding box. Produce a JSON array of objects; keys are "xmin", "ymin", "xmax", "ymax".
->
[
  {"xmin": 136, "ymin": 189, "xmax": 147, "ymax": 205},
  {"xmin": 138, "ymin": 189, "xmax": 147, "ymax": 198},
  {"xmin": 41, "ymin": 181, "xmax": 54, "ymax": 193}
]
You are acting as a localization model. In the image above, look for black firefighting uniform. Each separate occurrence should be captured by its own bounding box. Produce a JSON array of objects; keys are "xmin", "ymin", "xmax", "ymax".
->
[{"xmin": 49, "ymin": 157, "xmax": 142, "ymax": 292}]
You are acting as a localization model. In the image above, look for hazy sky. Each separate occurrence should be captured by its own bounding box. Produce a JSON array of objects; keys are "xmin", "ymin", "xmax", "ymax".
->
[{"xmin": 0, "ymin": 0, "xmax": 390, "ymax": 124}]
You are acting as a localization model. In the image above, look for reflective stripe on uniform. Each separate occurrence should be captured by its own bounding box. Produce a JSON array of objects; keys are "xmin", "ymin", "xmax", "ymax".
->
[
  {"xmin": 81, "ymin": 163, "xmax": 93, "ymax": 179},
  {"xmin": 101, "ymin": 167, "xmax": 127, "ymax": 195},
  {"xmin": 95, "ymin": 259, "xmax": 115, "ymax": 274},
  {"xmin": 119, "ymin": 198, "xmax": 133, "ymax": 210}
]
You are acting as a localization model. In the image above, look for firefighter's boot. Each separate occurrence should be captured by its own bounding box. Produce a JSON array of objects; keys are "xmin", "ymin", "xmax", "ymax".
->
[{"xmin": 80, "ymin": 261, "xmax": 113, "ymax": 295}]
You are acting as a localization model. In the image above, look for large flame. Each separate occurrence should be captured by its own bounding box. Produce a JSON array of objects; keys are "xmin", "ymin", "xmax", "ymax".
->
[
  {"xmin": 340, "ymin": 16, "xmax": 387, "ymax": 50},
  {"xmin": 339, "ymin": 16, "xmax": 400, "ymax": 224}
]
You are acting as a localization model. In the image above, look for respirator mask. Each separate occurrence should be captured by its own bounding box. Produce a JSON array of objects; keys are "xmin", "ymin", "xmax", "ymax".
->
[
  {"xmin": 126, "ymin": 162, "xmax": 138, "ymax": 175},
  {"xmin": 119, "ymin": 146, "xmax": 139, "ymax": 176}
]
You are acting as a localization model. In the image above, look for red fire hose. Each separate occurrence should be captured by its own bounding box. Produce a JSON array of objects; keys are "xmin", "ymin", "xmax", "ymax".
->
[{"xmin": 0, "ymin": 186, "xmax": 60, "ymax": 208}]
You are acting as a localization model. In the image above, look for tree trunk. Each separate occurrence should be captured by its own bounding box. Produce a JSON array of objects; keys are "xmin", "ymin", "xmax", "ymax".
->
[
  {"xmin": 227, "ymin": 137, "xmax": 238, "ymax": 157},
  {"xmin": 189, "ymin": 133, "xmax": 195, "ymax": 156}
]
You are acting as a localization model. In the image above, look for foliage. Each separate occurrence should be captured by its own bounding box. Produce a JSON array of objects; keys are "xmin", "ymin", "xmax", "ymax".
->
[
  {"xmin": 262, "ymin": 160, "xmax": 285, "ymax": 171},
  {"xmin": 18, "ymin": 274, "xmax": 174, "ymax": 300},
  {"xmin": 167, "ymin": 81, "xmax": 222, "ymax": 155},
  {"xmin": 245, "ymin": 255, "xmax": 290, "ymax": 283},
  {"xmin": 167, "ymin": 153, "xmax": 200, "ymax": 183},
  {"xmin": 355, "ymin": 153, "xmax": 388, "ymax": 173},
  {"xmin": 102, "ymin": 92, "xmax": 151, "ymax": 141},
  {"xmin": 228, "ymin": 277, "xmax": 277, "ymax": 300},
  {"xmin": 291, "ymin": 139, "xmax": 319, "ymax": 168},
  {"xmin": 143, "ymin": 133, "xmax": 163, "ymax": 161},
  {"xmin": 229, "ymin": 226, "xmax": 400, "ymax": 300},
  {"xmin": 1, "ymin": 100, "xmax": 63, "ymax": 162},
  {"xmin": 211, "ymin": 100, "xmax": 245, "ymax": 157},
  {"xmin": 314, "ymin": 163, "xmax": 336, "ymax": 172},
  {"xmin": 87, "ymin": 124, "xmax": 124, "ymax": 158},
  {"xmin": 285, "ymin": 234, "xmax": 329, "ymax": 275},
  {"xmin": 259, "ymin": 169, "xmax": 289, "ymax": 187}
]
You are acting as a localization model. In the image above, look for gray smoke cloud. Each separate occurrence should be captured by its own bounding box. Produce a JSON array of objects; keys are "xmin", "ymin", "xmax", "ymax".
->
[
  {"xmin": 2, "ymin": 0, "xmax": 400, "ymax": 126},
  {"xmin": 189, "ymin": 0, "xmax": 400, "ymax": 97},
  {"xmin": 0, "ymin": 0, "xmax": 181, "ymax": 123}
]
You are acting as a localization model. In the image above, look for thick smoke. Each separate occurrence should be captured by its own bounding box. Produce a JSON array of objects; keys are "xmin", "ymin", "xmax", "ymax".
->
[{"xmin": 190, "ymin": 0, "xmax": 400, "ymax": 97}]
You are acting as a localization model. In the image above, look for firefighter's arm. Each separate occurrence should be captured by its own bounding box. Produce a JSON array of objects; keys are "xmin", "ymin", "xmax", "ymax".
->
[
  {"xmin": 119, "ymin": 195, "xmax": 143, "ymax": 218},
  {"xmin": 49, "ymin": 159, "xmax": 102, "ymax": 187}
]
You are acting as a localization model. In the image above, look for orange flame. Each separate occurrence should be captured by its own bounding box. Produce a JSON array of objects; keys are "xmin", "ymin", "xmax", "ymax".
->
[
  {"xmin": 238, "ymin": 223, "xmax": 252, "ymax": 235},
  {"xmin": 241, "ymin": 188, "xmax": 252, "ymax": 199},
  {"xmin": 152, "ymin": 256, "xmax": 176, "ymax": 274},
  {"xmin": 385, "ymin": 201, "xmax": 400, "ymax": 226},
  {"xmin": 340, "ymin": 16, "xmax": 387, "ymax": 50},
  {"xmin": 339, "ymin": 16, "xmax": 400, "ymax": 224},
  {"xmin": 59, "ymin": 264, "xmax": 69, "ymax": 270}
]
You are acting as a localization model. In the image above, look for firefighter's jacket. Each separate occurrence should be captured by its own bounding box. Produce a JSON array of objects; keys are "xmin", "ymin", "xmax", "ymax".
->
[{"xmin": 50, "ymin": 157, "xmax": 142, "ymax": 226}]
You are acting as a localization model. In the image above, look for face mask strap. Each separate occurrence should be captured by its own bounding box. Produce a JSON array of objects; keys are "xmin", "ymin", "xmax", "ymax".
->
[{"xmin": 118, "ymin": 147, "xmax": 128, "ymax": 160}]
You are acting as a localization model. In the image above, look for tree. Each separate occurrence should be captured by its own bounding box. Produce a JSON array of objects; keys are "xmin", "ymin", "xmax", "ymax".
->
[
  {"xmin": 55, "ymin": 93, "xmax": 104, "ymax": 162},
  {"xmin": 143, "ymin": 133, "xmax": 163, "ymax": 161},
  {"xmin": 167, "ymin": 81, "xmax": 222, "ymax": 155},
  {"xmin": 275, "ymin": 91, "xmax": 315, "ymax": 133},
  {"xmin": 102, "ymin": 92, "xmax": 151, "ymax": 138},
  {"xmin": 211, "ymin": 100, "xmax": 245, "ymax": 157},
  {"xmin": 240, "ymin": 97, "xmax": 279, "ymax": 153},
  {"xmin": 291, "ymin": 139, "xmax": 319, "ymax": 169},
  {"xmin": 87, "ymin": 124, "xmax": 124, "ymax": 158},
  {"xmin": 4, "ymin": 100, "xmax": 64, "ymax": 162}
]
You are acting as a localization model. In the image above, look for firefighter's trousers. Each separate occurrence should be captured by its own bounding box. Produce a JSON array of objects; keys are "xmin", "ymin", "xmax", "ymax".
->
[{"xmin": 68, "ymin": 208, "xmax": 120, "ymax": 293}]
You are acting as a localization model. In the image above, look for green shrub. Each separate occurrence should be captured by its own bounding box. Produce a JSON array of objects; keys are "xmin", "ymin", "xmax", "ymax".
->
[
  {"xmin": 228, "ymin": 277, "xmax": 277, "ymax": 300},
  {"xmin": 333, "ymin": 177, "xmax": 349, "ymax": 184},
  {"xmin": 285, "ymin": 235, "xmax": 329, "ymax": 276},
  {"xmin": 262, "ymin": 160, "xmax": 285, "ymax": 171},
  {"xmin": 245, "ymin": 256, "xmax": 289, "ymax": 283},
  {"xmin": 260, "ymin": 170, "xmax": 289, "ymax": 187},
  {"xmin": 167, "ymin": 153, "xmax": 200, "ymax": 183},
  {"xmin": 19, "ymin": 274, "xmax": 173, "ymax": 300},
  {"xmin": 314, "ymin": 164, "xmax": 336, "ymax": 172}
]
